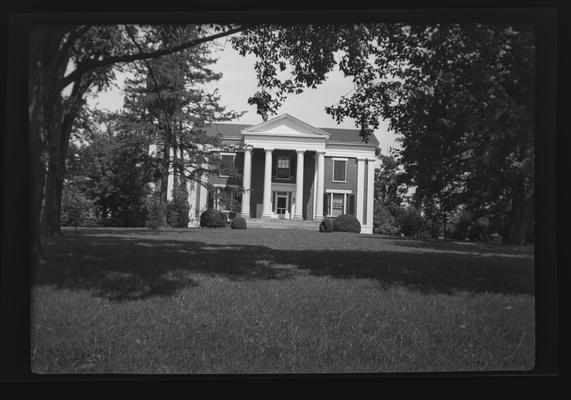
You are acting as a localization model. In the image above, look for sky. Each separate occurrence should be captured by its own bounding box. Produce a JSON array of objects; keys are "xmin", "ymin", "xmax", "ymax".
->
[{"xmin": 87, "ymin": 35, "xmax": 401, "ymax": 155}]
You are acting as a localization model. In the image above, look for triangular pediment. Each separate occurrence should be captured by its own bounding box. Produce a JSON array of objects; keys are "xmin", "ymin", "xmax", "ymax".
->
[{"xmin": 241, "ymin": 114, "xmax": 330, "ymax": 139}]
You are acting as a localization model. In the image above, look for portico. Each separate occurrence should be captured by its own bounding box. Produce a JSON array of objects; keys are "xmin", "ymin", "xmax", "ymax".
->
[{"xmin": 239, "ymin": 114, "xmax": 329, "ymax": 222}]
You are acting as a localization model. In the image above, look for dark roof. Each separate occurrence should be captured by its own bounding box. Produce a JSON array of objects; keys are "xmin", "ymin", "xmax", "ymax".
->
[
  {"xmin": 320, "ymin": 127, "xmax": 380, "ymax": 147},
  {"xmin": 204, "ymin": 123, "xmax": 379, "ymax": 147},
  {"xmin": 203, "ymin": 123, "xmax": 250, "ymax": 139}
]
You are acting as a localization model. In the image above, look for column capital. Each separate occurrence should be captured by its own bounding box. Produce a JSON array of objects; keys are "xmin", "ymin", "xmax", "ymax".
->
[
  {"xmin": 243, "ymin": 145, "xmax": 254, "ymax": 152},
  {"xmin": 296, "ymin": 149, "xmax": 306, "ymax": 154},
  {"xmin": 264, "ymin": 148, "xmax": 274, "ymax": 153}
]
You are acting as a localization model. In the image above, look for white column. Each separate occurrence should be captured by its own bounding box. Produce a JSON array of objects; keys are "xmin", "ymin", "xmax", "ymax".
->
[
  {"xmin": 188, "ymin": 179, "xmax": 198, "ymax": 227},
  {"xmin": 314, "ymin": 151, "xmax": 325, "ymax": 221},
  {"xmin": 293, "ymin": 150, "xmax": 305, "ymax": 220},
  {"xmin": 241, "ymin": 147, "xmax": 252, "ymax": 218},
  {"xmin": 356, "ymin": 158, "xmax": 366, "ymax": 225},
  {"xmin": 364, "ymin": 159, "xmax": 376, "ymax": 234},
  {"xmin": 167, "ymin": 159, "xmax": 174, "ymax": 202},
  {"xmin": 312, "ymin": 154, "xmax": 318, "ymax": 219},
  {"xmin": 198, "ymin": 163, "xmax": 208, "ymax": 215},
  {"xmin": 261, "ymin": 148, "xmax": 273, "ymax": 219}
]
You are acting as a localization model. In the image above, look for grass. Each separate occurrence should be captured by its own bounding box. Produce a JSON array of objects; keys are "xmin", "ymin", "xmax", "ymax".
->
[{"xmin": 31, "ymin": 227, "xmax": 535, "ymax": 374}]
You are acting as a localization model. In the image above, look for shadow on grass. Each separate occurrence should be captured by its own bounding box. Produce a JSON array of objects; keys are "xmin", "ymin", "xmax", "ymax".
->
[
  {"xmin": 32, "ymin": 229, "xmax": 534, "ymax": 301},
  {"xmin": 366, "ymin": 234, "xmax": 534, "ymax": 257}
]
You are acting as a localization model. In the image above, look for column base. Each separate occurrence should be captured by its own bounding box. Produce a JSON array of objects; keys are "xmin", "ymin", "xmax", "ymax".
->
[
  {"xmin": 313, "ymin": 216, "xmax": 324, "ymax": 222},
  {"xmin": 261, "ymin": 214, "xmax": 273, "ymax": 220},
  {"xmin": 293, "ymin": 215, "xmax": 303, "ymax": 221},
  {"xmin": 360, "ymin": 225, "xmax": 373, "ymax": 235}
]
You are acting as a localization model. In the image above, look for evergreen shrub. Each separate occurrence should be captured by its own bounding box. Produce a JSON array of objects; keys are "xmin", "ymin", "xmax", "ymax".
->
[
  {"xmin": 200, "ymin": 209, "xmax": 227, "ymax": 227},
  {"xmin": 333, "ymin": 214, "xmax": 361, "ymax": 233},
  {"xmin": 319, "ymin": 218, "xmax": 334, "ymax": 232},
  {"xmin": 231, "ymin": 216, "xmax": 247, "ymax": 229}
]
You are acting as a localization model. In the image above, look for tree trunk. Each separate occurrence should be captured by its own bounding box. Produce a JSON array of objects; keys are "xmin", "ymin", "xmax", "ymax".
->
[
  {"xmin": 159, "ymin": 139, "xmax": 170, "ymax": 227},
  {"xmin": 507, "ymin": 181, "xmax": 532, "ymax": 244},
  {"xmin": 29, "ymin": 28, "xmax": 69, "ymax": 249},
  {"xmin": 41, "ymin": 78, "xmax": 88, "ymax": 237},
  {"xmin": 28, "ymin": 83, "xmax": 47, "ymax": 257},
  {"xmin": 172, "ymin": 136, "xmax": 179, "ymax": 192},
  {"xmin": 442, "ymin": 212, "xmax": 447, "ymax": 241},
  {"xmin": 30, "ymin": 27, "xmax": 73, "ymax": 240}
]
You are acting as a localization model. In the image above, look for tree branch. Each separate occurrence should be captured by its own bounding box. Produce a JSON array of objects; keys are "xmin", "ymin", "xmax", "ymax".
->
[{"xmin": 59, "ymin": 25, "xmax": 245, "ymax": 90}]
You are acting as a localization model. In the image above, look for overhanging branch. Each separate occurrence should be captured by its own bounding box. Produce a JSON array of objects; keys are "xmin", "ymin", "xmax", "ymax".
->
[{"xmin": 59, "ymin": 25, "xmax": 245, "ymax": 90}]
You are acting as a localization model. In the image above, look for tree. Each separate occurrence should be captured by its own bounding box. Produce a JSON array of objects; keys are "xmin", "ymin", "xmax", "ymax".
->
[
  {"xmin": 231, "ymin": 23, "xmax": 534, "ymax": 244},
  {"xmin": 397, "ymin": 206, "xmax": 426, "ymax": 238},
  {"xmin": 64, "ymin": 110, "xmax": 158, "ymax": 227},
  {"xmin": 372, "ymin": 153, "xmax": 406, "ymax": 234},
  {"xmin": 122, "ymin": 29, "xmax": 244, "ymax": 228},
  {"xmin": 60, "ymin": 183, "xmax": 96, "ymax": 228},
  {"xmin": 375, "ymin": 153, "xmax": 406, "ymax": 214},
  {"xmin": 29, "ymin": 23, "xmax": 244, "ymax": 255}
]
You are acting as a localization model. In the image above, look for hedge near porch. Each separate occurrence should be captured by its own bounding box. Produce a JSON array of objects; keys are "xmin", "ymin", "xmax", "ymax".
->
[{"xmin": 333, "ymin": 214, "xmax": 361, "ymax": 233}]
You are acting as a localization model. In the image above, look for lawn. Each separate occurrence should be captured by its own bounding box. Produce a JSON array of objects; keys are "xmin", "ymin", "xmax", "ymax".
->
[{"xmin": 31, "ymin": 227, "xmax": 535, "ymax": 374}]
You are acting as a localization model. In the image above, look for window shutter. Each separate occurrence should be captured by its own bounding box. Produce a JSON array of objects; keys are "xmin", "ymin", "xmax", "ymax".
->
[
  {"xmin": 324, "ymin": 193, "xmax": 330, "ymax": 216},
  {"xmin": 348, "ymin": 194, "xmax": 355, "ymax": 215}
]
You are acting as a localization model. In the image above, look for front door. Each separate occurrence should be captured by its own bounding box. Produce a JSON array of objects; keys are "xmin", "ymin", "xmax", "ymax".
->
[{"xmin": 276, "ymin": 192, "xmax": 289, "ymax": 218}]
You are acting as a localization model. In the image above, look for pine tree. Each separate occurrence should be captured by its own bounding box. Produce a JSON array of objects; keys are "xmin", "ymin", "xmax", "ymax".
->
[{"xmin": 123, "ymin": 29, "xmax": 244, "ymax": 227}]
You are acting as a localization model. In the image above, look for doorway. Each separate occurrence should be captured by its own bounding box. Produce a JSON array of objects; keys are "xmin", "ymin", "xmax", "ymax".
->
[{"xmin": 274, "ymin": 191, "xmax": 289, "ymax": 218}]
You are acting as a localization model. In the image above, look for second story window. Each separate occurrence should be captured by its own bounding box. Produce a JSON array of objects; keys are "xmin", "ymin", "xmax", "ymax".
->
[
  {"xmin": 276, "ymin": 156, "xmax": 290, "ymax": 179},
  {"xmin": 332, "ymin": 159, "xmax": 347, "ymax": 182},
  {"xmin": 219, "ymin": 153, "xmax": 235, "ymax": 177}
]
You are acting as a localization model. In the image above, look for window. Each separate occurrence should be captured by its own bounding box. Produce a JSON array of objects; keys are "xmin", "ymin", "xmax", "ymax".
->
[
  {"xmin": 331, "ymin": 193, "xmax": 344, "ymax": 216},
  {"xmin": 332, "ymin": 159, "xmax": 347, "ymax": 182},
  {"xmin": 215, "ymin": 187, "xmax": 241, "ymax": 211},
  {"xmin": 325, "ymin": 191, "xmax": 354, "ymax": 217},
  {"xmin": 219, "ymin": 154, "xmax": 235, "ymax": 177},
  {"xmin": 276, "ymin": 156, "xmax": 290, "ymax": 179}
]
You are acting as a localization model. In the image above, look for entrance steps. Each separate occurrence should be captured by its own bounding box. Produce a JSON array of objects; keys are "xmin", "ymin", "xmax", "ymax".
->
[{"xmin": 245, "ymin": 218, "xmax": 320, "ymax": 231}]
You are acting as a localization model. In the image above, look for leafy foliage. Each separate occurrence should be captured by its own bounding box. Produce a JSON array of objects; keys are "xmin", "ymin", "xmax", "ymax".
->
[
  {"xmin": 60, "ymin": 183, "xmax": 97, "ymax": 227},
  {"xmin": 145, "ymin": 194, "xmax": 166, "ymax": 230},
  {"xmin": 65, "ymin": 112, "xmax": 157, "ymax": 227},
  {"xmin": 233, "ymin": 23, "xmax": 534, "ymax": 243},
  {"xmin": 167, "ymin": 183, "xmax": 190, "ymax": 228},
  {"xmin": 396, "ymin": 206, "xmax": 425, "ymax": 238},
  {"xmin": 373, "ymin": 154, "xmax": 407, "ymax": 235},
  {"xmin": 29, "ymin": 24, "xmax": 244, "ymax": 241},
  {"xmin": 123, "ymin": 34, "xmax": 245, "ymax": 228},
  {"xmin": 373, "ymin": 201, "xmax": 399, "ymax": 235}
]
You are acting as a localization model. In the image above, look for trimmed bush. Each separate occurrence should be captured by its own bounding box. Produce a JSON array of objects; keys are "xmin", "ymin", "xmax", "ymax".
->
[
  {"xmin": 231, "ymin": 216, "xmax": 247, "ymax": 229},
  {"xmin": 319, "ymin": 218, "xmax": 334, "ymax": 232},
  {"xmin": 333, "ymin": 214, "xmax": 361, "ymax": 233},
  {"xmin": 200, "ymin": 209, "xmax": 227, "ymax": 227}
]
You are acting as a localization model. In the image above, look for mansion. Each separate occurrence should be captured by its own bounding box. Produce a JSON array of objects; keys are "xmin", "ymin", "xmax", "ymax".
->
[{"xmin": 168, "ymin": 114, "xmax": 379, "ymax": 234}]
